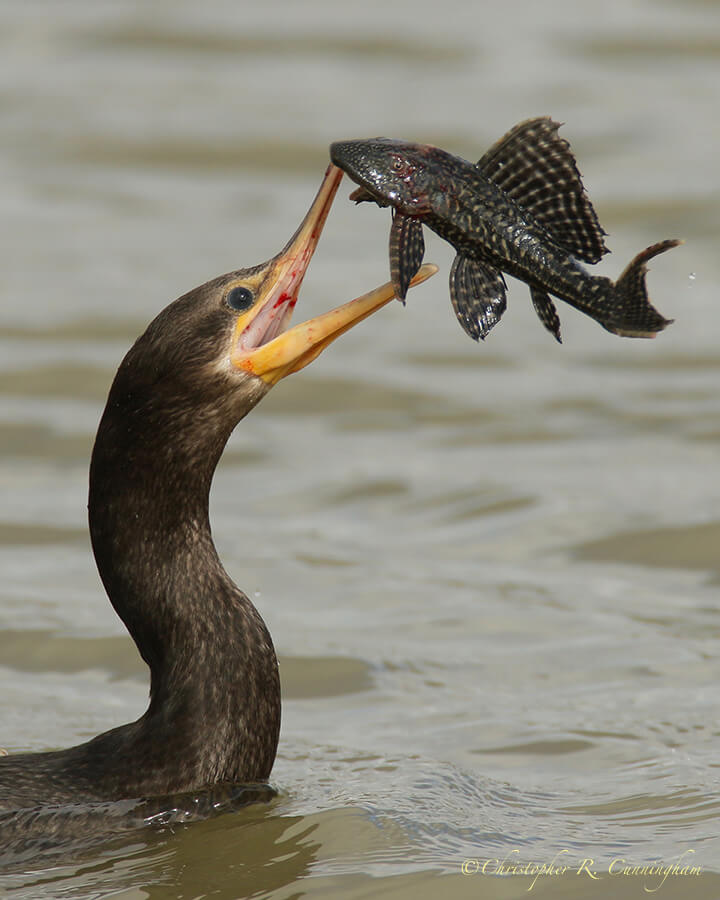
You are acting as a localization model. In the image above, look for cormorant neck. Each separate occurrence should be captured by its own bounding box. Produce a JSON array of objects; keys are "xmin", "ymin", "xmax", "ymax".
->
[{"xmin": 87, "ymin": 343, "xmax": 279, "ymax": 790}]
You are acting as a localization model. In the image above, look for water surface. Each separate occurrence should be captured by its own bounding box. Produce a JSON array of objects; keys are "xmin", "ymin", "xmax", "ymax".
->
[{"xmin": 1, "ymin": 0, "xmax": 719, "ymax": 897}]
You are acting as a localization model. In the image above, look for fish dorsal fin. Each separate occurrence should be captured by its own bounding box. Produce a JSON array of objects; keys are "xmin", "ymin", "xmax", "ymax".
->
[{"xmin": 477, "ymin": 117, "xmax": 609, "ymax": 264}]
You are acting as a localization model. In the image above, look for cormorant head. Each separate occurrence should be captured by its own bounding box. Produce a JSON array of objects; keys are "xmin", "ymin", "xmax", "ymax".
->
[{"xmin": 105, "ymin": 165, "xmax": 437, "ymax": 442}]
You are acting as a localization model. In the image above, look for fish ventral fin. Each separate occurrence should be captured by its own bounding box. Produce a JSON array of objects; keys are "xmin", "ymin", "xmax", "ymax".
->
[
  {"xmin": 529, "ymin": 286, "xmax": 562, "ymax": 343},
  {"xmin": 477, "ymin": 117, "xmax": 609, "ymax": 265},
  {"xmin": 389, "ymin": 212, "xmax": 426, "ymax": 302},
  {"xmin": 449, "ymin": 254, "xmax": 507, "ymax": 340}
]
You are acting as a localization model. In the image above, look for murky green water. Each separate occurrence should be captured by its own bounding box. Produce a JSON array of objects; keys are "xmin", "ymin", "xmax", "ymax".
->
[{"xmin": 1, "ymin": 0, "xmax": 719, "ymax": 897}]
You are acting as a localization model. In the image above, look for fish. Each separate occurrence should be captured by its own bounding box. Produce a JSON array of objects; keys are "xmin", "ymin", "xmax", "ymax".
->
[{"xmin": 330, "ymin": 118, "xmax": 680, "ymax": 342}]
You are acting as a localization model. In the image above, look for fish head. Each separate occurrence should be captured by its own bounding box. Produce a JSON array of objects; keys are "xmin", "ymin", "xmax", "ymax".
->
[{"xmin": 330, "ymin": 138, "xmax": 442, "ymax": 217}]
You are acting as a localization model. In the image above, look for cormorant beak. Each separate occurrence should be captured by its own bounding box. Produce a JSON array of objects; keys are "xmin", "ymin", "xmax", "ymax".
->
[{"xmin": 229, "ymin": 165, "xmax": 436, "ymax": 385}]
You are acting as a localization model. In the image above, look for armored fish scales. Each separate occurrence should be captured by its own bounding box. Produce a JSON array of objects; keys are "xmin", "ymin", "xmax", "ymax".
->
[{"xmin": 330, "ymin": 117, "xmax": 680, "ymax": 342}]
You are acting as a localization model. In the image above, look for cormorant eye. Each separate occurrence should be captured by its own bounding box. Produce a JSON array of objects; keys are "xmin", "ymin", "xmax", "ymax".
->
[{"xmin": 226, "ymin": 286, "xmax": 255, "ymax": 311}]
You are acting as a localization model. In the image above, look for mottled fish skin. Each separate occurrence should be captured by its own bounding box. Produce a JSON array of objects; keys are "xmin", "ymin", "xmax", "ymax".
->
[{"xmin": 330, "ymin": 119, "xmax": 679, "ymax": 341}]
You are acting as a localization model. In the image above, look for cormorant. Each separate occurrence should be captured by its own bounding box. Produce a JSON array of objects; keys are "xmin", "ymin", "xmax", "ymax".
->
[{"xmin": 0, "ymin": 165, "xmax": 435, "ymax": 812}]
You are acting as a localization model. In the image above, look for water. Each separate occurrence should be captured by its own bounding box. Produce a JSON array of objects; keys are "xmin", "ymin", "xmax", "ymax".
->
[{"xmin": 1, "ymin": 0, "xmax": 719, "ymax": 896}]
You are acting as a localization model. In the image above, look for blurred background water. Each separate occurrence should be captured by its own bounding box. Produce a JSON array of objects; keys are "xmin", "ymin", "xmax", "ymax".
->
[{"xmin": 1, "ymin": 0, "xmax": 719, "ymax": 897}]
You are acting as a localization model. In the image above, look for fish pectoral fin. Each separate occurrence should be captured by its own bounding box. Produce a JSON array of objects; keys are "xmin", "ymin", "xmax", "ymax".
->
[
  {"xmin": 389, "ymin": 212, "xmax": 426, "ymax": 302},
  {"xmin": 529, "ymin": 286, "xmax": 562, "ymax": 343},
  {"xmin": 449, "ymin": 254, "xmax": 507, "ymax": 341},
  {"xmin": 476, "ymin": 117, "xmax": 609, "ymax": 265}
]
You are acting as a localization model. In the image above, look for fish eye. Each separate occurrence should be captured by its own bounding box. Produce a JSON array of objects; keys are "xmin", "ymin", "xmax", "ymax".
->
[{"xmin": 226, "ymin": 286, "xmax": 255, "ymax": 311}]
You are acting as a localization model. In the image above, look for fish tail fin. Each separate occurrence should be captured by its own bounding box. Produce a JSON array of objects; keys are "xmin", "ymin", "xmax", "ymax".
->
[{"xmin": 603, "ymin": 239, "xmax": 681, "ymax": 338}]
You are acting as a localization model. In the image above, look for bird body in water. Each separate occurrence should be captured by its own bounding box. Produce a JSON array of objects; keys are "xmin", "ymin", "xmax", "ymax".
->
[{"xmin": 0, "ymin": 165, "xmax": 436, "ymax": 813}]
